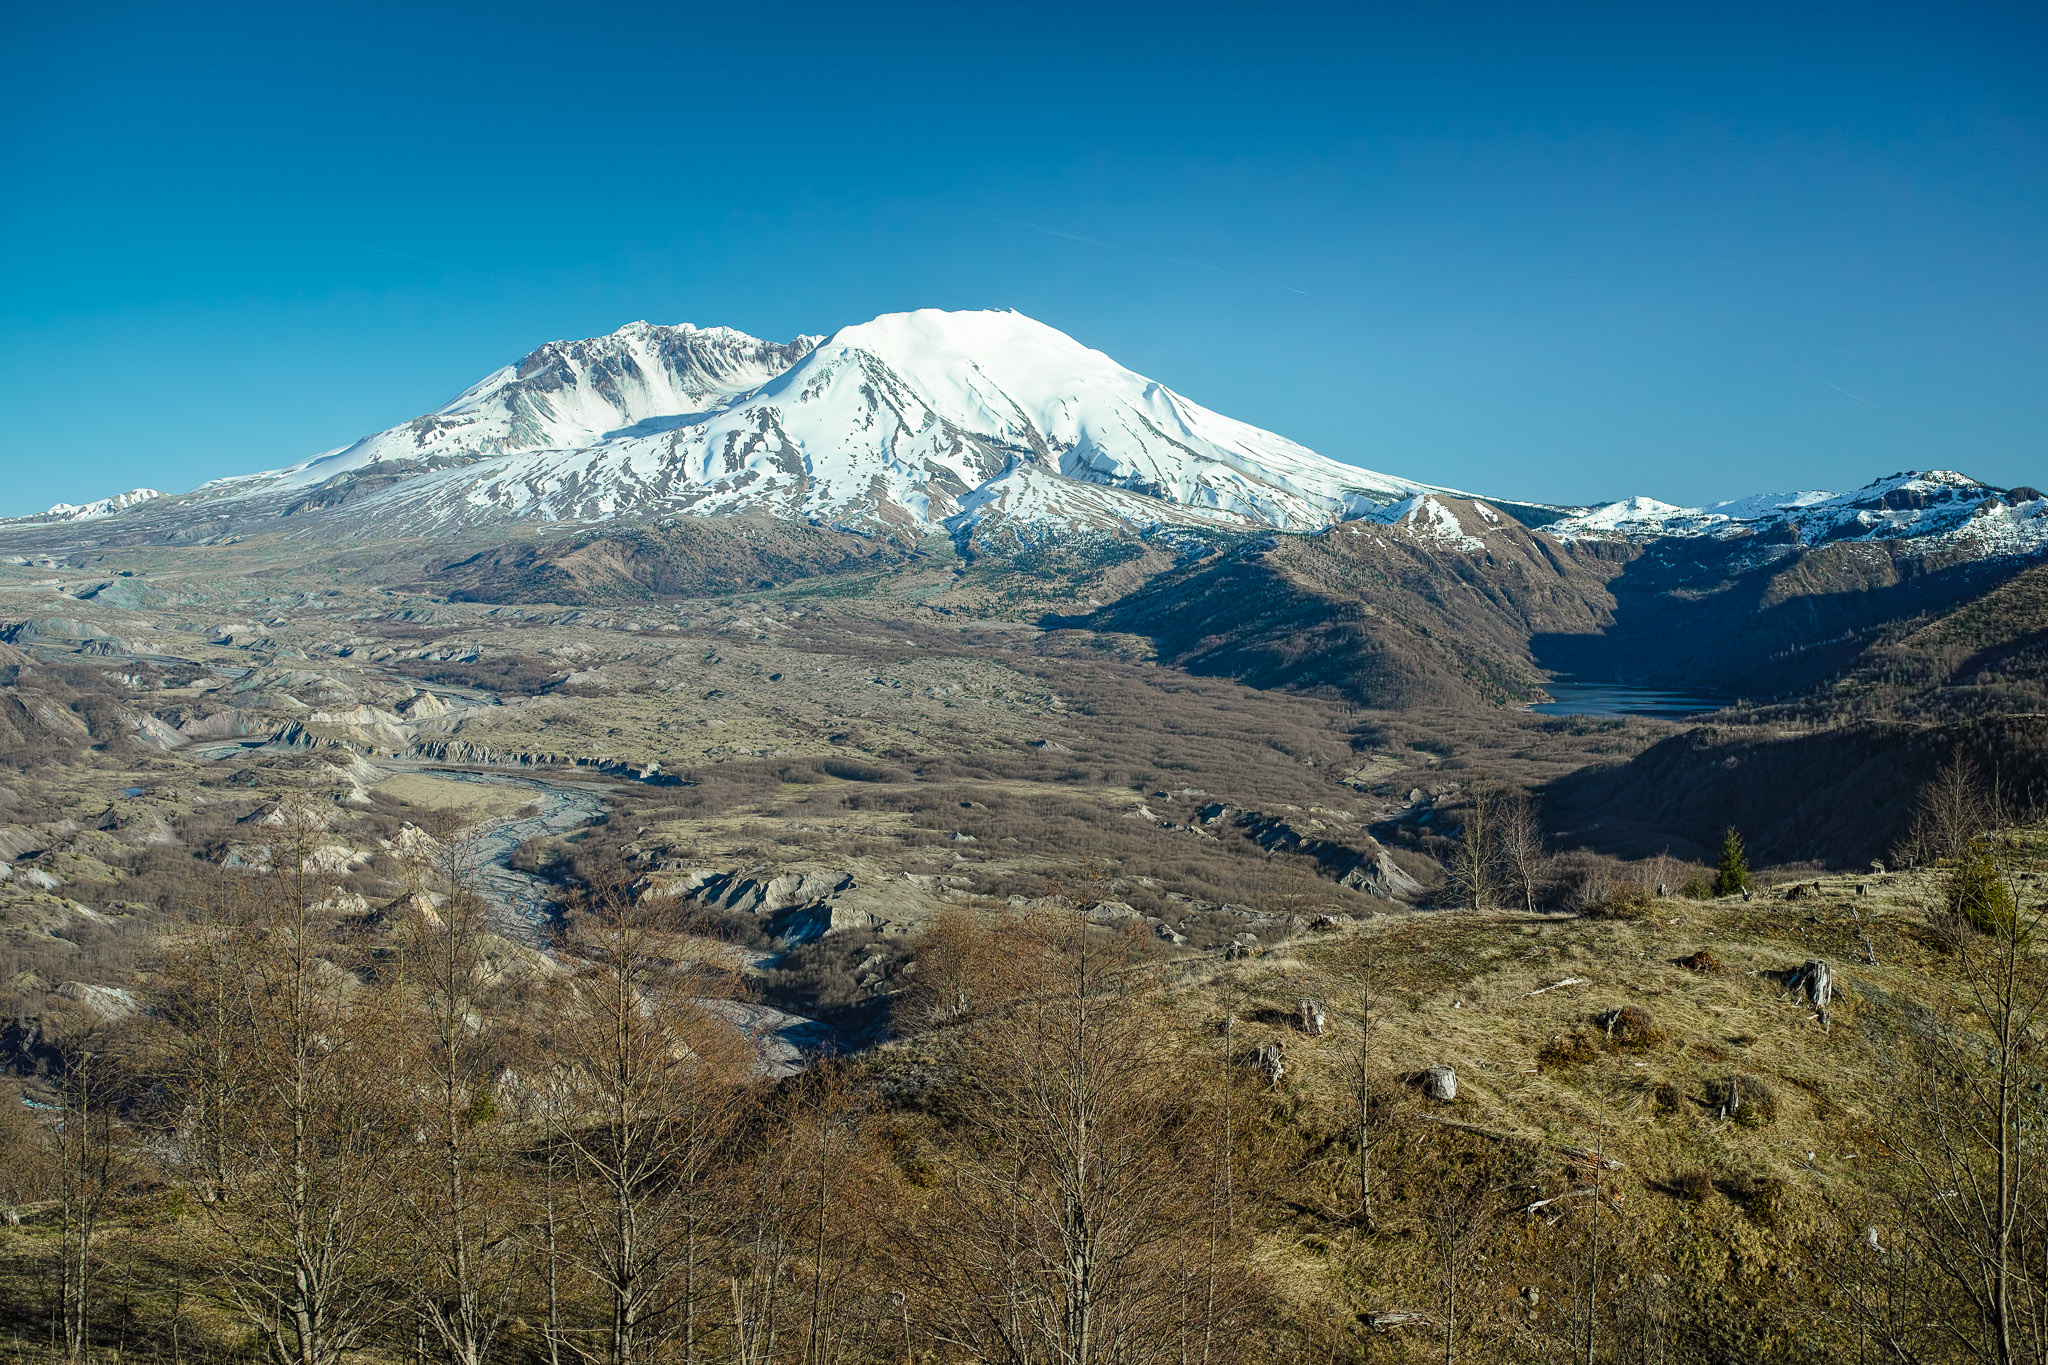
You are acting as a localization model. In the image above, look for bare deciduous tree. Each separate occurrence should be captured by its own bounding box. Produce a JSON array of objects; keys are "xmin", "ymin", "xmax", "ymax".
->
[
  {"xmin": 392, "ymin": 823, "xmax": 533, "ymax": 1365},
  {"xmin": 898, "ymin": 904, "xmax": 1035, "ymax": 1028},
  {"xmin": 1422, "ymin": 1147, "xmax": 1511, "ymax": 1365},
  {"xmin": 546, "ymin": 884, "xmax": 754, "ymax": 1365},
  {"xmin": 150, "ymin": 873, "xmax": 261, "ymax": 1204},
  {"xmin": 1902, "ymin": 749, "xmax": 2002, "ymax": 868},
  {"xmin": 1877, "ymin": 820, "xmax": 2048, "ymax": 1364},
  {"xmin": 48, "ymin": 1039, "xmax": 129, "ymax": 1363},
  {"xmin": 911, "ymin": 907, "xmax": 1262, "ymax": 1365},
  {"xmin": 1497, "ymin": 792, "xmax": 1549, "ymax": 915},
  {"xmin": 1449, "ymin": 785, "xmax": 1511, "ymax": 912},
  {"xmin": 193, "ymin": 802, "xmax": 411, "ymax": 1365}
]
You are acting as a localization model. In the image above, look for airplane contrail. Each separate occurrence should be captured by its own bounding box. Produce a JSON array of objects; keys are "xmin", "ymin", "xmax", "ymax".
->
[{"xmin": 1792, "ymin": 364, "xmax": 1878, "ymax": 408}]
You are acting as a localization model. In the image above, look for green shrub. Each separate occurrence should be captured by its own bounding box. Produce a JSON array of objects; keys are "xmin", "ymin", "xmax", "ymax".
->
[
  {"xmin": 1723, "ymin": 1171, "xmax": 1790, "ymax": 1227},
  {"xmin": 1671, "ymin": 1169, "xmax": 1714, "ymax": 1202}
]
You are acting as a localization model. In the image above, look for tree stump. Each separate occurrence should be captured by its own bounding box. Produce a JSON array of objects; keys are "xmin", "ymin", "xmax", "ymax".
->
[
  {"xmin": 1422, "ymin": 1064, "xmax": 1457, "ymax": 1101},
  {"xmin": 1792, "ymin": 959, "xmax": 1833, "ymax": 1014},
  {"xmin": 1298, "ymin": 998, "xmax": 1328, "ymax": 1036}
]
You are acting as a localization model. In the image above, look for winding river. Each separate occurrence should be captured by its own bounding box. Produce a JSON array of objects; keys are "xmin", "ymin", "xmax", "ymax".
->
[
  {"xmin": 385, "ymin": 766, "xmax": 609, "ymax": 941},
  {"xmin": 402, "ymin": 765, "xmax": 840, "ymax": 1072}
]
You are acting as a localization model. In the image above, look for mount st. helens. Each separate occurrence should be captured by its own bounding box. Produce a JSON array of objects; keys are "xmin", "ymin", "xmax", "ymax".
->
[
  {"xmin": 15, "ymin": 310, "xmax": 1458, "ymax": 541},
  {"xmin": 9, "ymin": 308, "xmax": 2044, "ymax": 564},
  {"xmin": 1, "ymin": 308, "xmax": 2047, "ymax": 902}
]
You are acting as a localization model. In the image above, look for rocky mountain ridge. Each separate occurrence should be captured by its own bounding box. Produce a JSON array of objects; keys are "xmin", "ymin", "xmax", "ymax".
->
[{"xmin": 15, "ymin": 489, "xmax": 165, "ymax": 524}]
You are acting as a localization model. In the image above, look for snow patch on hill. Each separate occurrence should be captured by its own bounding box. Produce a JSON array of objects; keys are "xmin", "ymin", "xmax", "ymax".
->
[{"xmin": 1372, "ymin": 494, "xmax": 1488, "ymax": 551}]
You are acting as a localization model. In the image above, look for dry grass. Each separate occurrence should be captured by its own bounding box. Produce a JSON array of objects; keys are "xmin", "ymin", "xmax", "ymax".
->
[
  {"xmin": 1138, "ymin": 856, "xmax": 2029, "ymax": 1353},
  {"xmin": 370, "ymin": 772, "xmax": 536, "ymax": 820}
]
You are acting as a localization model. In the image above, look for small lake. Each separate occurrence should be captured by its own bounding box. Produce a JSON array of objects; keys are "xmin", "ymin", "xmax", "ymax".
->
[{"xmin": 1530, "ymin": 681, "xmax": 1731, "ymax": 719}]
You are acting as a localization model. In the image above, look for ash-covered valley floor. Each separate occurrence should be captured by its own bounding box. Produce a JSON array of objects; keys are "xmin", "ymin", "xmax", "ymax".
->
[{"xmin": 0, "ymin": 528, "xmax": 1670, "ymax": 1042}]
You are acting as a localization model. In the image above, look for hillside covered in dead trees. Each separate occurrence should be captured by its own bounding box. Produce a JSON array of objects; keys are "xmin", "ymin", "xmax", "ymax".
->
[{"xmin": 0, "ymin": 755, "xmax": 2041, "ymax": 1365}]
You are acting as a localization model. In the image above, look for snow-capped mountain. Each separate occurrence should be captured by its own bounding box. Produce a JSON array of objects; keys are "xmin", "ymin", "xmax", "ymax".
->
[
  {"xmin": 1549, "ymin": 471, "xmax": 2048, "ymax": 558},
  {"xmin": 168, "ymin": 309, "xmax": 1445, "ymax": 536},
  {"xmin": 9, "ymin": 309, "xmax": 2042, "ymax": 566},
  {"xmin": 5, "ymin": 489, "xmax": 164, "ymax": 524}
]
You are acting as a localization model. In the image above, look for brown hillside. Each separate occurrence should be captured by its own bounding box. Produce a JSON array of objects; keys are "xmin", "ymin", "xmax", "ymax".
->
[
  {"xmin": 1085, "ymin": 499, "xmax": 1622, "ymax": 709},
  {"xmin": 1534, "ymin": 536, "xmax": 2037, "ymax": 701},
  {"xmin": 430, "ymin": 515, "xmax": 919, "ymax": 603}
]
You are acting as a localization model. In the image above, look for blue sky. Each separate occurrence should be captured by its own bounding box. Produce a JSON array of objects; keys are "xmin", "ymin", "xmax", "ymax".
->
[{"xmin": 1, "ymin": 0, "xmax": 2041, "ymax": 516}]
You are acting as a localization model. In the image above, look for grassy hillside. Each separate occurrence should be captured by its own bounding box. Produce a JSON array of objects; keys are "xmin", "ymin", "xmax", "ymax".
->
[
  {"xmin": 1193, "ymin": 864, "xmax": 1971, "ymax": 1357},
  {"xmin": 0, "ymin": 835, "xmax": 2039, "ymax": 1363}
]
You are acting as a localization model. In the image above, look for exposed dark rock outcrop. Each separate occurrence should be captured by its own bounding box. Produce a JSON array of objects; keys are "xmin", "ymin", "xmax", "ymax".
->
[{"xmin": 1197, "ymin": 803, "xmax": 1425, "ymax": 901}]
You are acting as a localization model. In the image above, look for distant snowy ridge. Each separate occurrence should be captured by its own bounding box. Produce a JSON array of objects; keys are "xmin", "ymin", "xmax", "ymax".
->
[
  {"xmin": 3, "ymin": 489, "xmax": 164, "ymax": 524},
  {"xmin": 1548, "ymin": 471, "xmax": 2048, "ymax": 558}
]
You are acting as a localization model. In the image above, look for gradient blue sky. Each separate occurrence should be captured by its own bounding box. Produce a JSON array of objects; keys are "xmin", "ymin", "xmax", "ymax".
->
[{"xmin": 2, "ymin": 0, "xmax": 2041, "ymax": 517}]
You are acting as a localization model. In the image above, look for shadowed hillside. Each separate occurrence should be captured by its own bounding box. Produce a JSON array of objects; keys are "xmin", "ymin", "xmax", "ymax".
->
[
  {"xmin": 1761, "ymin": 558, "xmax": 2048, "ymax": 724},
  {"xmin": 1534, "ymin": 536, "xmax": 2037, "ymax": 702},
  {"xmin": 1084, "ymin": 500, "xmax": 1624, "ymax": 709},
  {"xmin": 1541, "ymin": 714, "xmax": 2048, "ymax": 865}
]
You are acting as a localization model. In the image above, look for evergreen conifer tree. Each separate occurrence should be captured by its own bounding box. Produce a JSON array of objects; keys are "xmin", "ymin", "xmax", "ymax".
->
[
  {"xmin": 1714, "ymin": 827, "xmax": 1751, "ymax": 897},
  {"xmin": 1947, "ymin": 838, "xmax": 2021, "ymax": 938}
]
